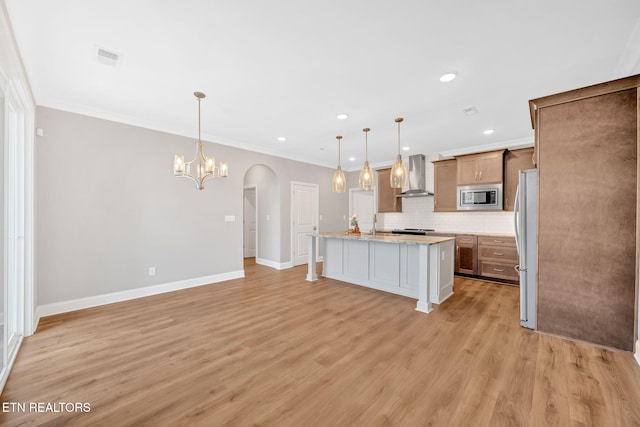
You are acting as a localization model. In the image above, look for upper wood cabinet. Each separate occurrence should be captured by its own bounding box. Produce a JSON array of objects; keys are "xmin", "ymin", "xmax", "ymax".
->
[
  {"xmin": 376, "ymin": 168, "xmax": 402, "ymax": 213},
  {"xmin": 432, "ymin": 159, "xmax": 457, "ymax": 212},
  {"xmin": 503, "ymin": 147, "xmax": 535, "ymax": 211},
  {"xmin": 456, "ymin": 150, "xmax": 505, "ymax": 186}
]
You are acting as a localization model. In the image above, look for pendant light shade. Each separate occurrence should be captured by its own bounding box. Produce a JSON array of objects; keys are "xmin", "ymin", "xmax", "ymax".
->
[
  {"xmin": 359, "ymin": 128, "xmax": 374, "ymax": 191},
  {"xmin": 390, "ymin": 117, "xmax": 408, "ymax": 188},
  {"xmin": 332, "ymin": 135, "xmax": 346, "ymax": 193}
]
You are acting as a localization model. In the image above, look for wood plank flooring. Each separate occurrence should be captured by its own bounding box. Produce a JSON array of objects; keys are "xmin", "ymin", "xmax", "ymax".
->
[{"xmin": 2, "ymin": 259, "xmax": 640, "ymax": 426}]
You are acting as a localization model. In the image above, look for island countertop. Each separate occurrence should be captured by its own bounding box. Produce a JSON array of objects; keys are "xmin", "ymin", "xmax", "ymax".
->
[{"xmin": 314, "ymin": 232, "xmax": 454, "ymax": 245}]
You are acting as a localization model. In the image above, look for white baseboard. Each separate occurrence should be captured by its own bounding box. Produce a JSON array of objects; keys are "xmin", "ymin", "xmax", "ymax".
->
[
  {"xmin": 256, "ymin": 258, "xmax": 294, "ymax": 270},
  {"xmin": 256, "ymin": 257, "xmax": 322, "ymax": 270},
  {"xmin": 34, "ymin": 270, "xmax": 245, "ymax": 322},
  {"xmin": 635, "ymin": 340, "xmax": 640, "ymax": 366}
]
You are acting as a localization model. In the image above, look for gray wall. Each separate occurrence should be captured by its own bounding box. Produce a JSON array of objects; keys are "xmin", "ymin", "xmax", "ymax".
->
[{"xmin": 35, "ymin": 106, "xmax": 348, "ymax": 306}]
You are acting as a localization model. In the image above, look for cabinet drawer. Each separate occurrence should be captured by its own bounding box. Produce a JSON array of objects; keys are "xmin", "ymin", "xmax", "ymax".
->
[
  {"xmin": 477, "ymin": 235, "xmax": 515, "ymax": 247},
  {"xmin": 479, "ymin": 260, "xmax": 518, "ymax": 281},
  {"xmin": 478, "ymin": 245, "xmax": 518, "ymax": 262},
  {"xmin": 456, "ymin": 234, "xmax": 477, "ymax": 244}
]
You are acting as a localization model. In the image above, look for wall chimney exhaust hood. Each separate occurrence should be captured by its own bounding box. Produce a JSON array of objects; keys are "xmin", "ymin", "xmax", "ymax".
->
[{"xmin": 396, "ymin": 154, "xmax": 434, "ymax": 197}]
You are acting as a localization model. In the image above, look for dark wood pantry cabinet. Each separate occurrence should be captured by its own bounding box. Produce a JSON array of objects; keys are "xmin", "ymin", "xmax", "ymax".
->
[{"xmin": 529, "ymin": 74, "xmax": 639, "ymax": 351}]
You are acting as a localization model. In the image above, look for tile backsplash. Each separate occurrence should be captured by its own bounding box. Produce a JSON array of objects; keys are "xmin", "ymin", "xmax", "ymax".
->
[{"xmin": 379, "ymin": 196, "xmax": 515, "ymax": 235}]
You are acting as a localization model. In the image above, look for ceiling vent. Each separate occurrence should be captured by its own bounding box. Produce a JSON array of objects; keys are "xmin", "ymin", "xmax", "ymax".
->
[
  {"xmin": 463, "ymin": 106, "xmax": 479, "ymax": 116},
  {"xmin": 95, "ymin": 47, "xmax": 121, "ymax": 67}
]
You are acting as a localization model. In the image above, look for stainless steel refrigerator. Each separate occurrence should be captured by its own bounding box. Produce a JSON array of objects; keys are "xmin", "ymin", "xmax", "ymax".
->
[{"xmin": 514, "ymin": 169, "xmax": 537, "ymax": 329}]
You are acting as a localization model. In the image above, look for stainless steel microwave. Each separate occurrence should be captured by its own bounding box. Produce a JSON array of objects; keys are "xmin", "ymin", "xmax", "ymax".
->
[{"xmin": 457, "ymin": 184, "xmax": 503, "ymax": 210}]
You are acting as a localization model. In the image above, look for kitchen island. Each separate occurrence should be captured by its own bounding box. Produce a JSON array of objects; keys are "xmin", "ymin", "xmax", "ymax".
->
[{"xmin": 307, "ymin": 232, "xmax": 455, "ymax": 313}]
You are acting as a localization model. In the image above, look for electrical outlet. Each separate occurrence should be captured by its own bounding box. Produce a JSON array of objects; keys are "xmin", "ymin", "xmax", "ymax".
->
[{"xmin": 148, "ymin": 267, "xmax": 156, "ymax": 276}]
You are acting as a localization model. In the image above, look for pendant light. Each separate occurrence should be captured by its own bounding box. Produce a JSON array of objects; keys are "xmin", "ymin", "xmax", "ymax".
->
[
  {"xmin": 332, "ymin": 135, "xmax": 346, "ymax": 193},
  {"xmin": 173, "ymin": 92, "xmax": 228, "ymax": 190},
  {"xmin": 390, "ymin": 117, "xmax": 408, "ymax": 188},
  {"xmin": 359, "ymin": 128, "xmax": 374, "ymax": 190}
]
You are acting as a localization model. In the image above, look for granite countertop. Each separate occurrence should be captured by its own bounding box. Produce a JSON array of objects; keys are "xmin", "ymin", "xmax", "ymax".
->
[
  {"xmin": 314, "ymin": 232, "xmax": 454, "ymax": 245},
  {"xmin": 375, "ymin": 230, "xmax": 515, "ymax": 238}
]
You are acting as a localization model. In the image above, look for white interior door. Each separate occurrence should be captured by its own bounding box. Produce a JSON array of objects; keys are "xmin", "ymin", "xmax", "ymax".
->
[
  {"xmin": 291, "ymin": 182, "xmax": 318, "ymax": 266},
  {"xmin": 350, "ymin": 189, "xmax": 374, "ymax": 232},
  {"xmin": 243, "ymin": 187, "xmax": 257, "ymax": 258}
]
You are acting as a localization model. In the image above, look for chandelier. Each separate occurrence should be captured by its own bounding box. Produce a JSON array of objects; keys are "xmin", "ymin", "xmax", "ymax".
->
[{"xmin": 173, "ymin": 92, "xmax": 228, "ymax": 190}]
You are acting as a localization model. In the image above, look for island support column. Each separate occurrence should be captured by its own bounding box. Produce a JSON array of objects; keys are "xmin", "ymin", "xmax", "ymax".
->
[
  {"xmin": 306, "ymin": 234, "xmax": 318, "ymax": 281},
  {"xmin": 415, "ymin": 244, "xmax": 433, "ymax": 313}
]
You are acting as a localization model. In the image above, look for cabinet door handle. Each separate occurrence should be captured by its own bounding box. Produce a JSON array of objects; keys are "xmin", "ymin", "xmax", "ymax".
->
[
  {"xmin": 474, "ymin": 171, "xmax": 478, "ymax": 181},
  {"xmin": 479, "ymin": 170, "xmax": 483, "ymax": 180},
  {"xmin": 492, "ymin": 252, "xmax": 504, "ymax": 256},
  {"xmin": 492, "ymin": 268, "xmax": 505, "ymax": 272},
  {"xmin": 493, "ymin": 240, "xmax": 503, "ymax": 243}
]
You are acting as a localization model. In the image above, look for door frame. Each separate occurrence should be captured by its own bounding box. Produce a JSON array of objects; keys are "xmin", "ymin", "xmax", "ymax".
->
[
  {"xmin": 243, "ymin": 184, "xmax": 258, "ymax": 259},
  {"xmin": 290, "ymin": 181, "xmax": 319, "ymax": 266},
  {"xmin": 0, "ymin": 70, "xmax": 34, "ymax": 394},
  {"xmin": 348, "ymin": 187, "xmax": 376, "ymax": 232}
]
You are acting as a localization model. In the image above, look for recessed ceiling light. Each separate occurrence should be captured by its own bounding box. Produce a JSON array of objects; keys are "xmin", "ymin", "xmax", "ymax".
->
[
  {"xmin": 439, "ymin": 72, "xmax": 457, "ymax": 83},
  {"xmin": 348, "ymin": 156, "xmax": 356, "ymax": 162},
  {"xmin": 277, "ymin": 136, "xmax": 286, "ymax": 142},
  {"xmin": 402, "ymin": 146, "xmax": 410, "ymax": 151},
  {"xmin": 483, "ymin": 129, "xmax": 495, "ymax": 135},
  {"xmin": 336, "ymin": 113, "xmax": 349, "ymax": 120}
]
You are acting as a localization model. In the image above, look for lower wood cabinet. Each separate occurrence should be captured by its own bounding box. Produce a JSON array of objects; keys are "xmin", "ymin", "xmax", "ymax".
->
[
  {"xmin": 477, "ymin": 235, "xmax": 518, "ymax": 283},
  {"xmin": 453, "ymin": 234, "xmax": 519, "ymax": 284},
  {"xmin": 455, "ymin": 235, "xmax": 477, "ymax": 275}
]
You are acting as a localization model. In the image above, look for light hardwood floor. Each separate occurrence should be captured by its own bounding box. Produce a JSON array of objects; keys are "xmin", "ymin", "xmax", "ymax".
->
[{"xmin": 2, "ymin": 259, "xmax": 640, "ymax": 426}]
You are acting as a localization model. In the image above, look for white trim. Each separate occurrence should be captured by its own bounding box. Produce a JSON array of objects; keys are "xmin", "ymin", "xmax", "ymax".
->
[
  {"xmin": 243, "ymin": 184, "xmax": 258, "ymax": 259},
  {"xmin": 256, "ymin": 257, "xmax": 293, "ymax": 270},
  {"xmin": 38, "ymin": 101, "xmax": 337, "ymax": 169},
  {"xmin": 635, "ymin": 340, "xmax": 640, "ymax": 366},
  {"xmin": 0, "ymin": 335, "xmax": 22, "ymax": 393},
  {"xmin": 290, "ymin": 181, "xmax": 320, "ymax": 267},
  {"xmin": 438, "ymin": 137, "xmax": 534, "ymax": 158},
  {"xmin": 349, "ymin": 187, "xmax": 376, "ymax": 232},
  {"xmin": 34, "ymin": 270, "xmax": 244, "ymax": 319}
]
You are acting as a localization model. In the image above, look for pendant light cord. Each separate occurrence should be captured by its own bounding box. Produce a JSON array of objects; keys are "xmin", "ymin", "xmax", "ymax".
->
[
  {"xmin": 198, "ymin": 97, "xmax": 201, "ymax": 143},
  {"xmin": 365, "ymin": 131, "xmax": 369, "ymax": 161}
]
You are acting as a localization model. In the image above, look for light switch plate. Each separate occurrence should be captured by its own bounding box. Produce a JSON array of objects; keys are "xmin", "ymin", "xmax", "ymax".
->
[{"xmin": 224, "ymin": 215, "xmax": 235, "ymax": 222}]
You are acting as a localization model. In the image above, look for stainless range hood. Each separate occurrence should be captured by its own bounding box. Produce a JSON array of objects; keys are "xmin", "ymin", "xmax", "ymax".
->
[
  {"xmin": 396, "ymin": 154, "xmax": 434, "ymax": 197},
  {"xmin": 396, "ymin": 154, "xmax": 433, "ymax": 197}
]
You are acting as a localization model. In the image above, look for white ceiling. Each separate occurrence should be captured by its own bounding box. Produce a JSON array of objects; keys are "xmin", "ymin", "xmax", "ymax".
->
[{"xmin": 5, "ymin": 0, "xmax": 640, "ymax": 170}]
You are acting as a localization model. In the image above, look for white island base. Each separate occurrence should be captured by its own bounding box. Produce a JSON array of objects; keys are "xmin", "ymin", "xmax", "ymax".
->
[{"xmin": 307, "ymin": 233, "xmax": 455, "ymax": 313}]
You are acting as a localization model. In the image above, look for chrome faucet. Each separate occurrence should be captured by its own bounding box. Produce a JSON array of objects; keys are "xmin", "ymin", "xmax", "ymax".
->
[{"xmin": 371, "ymin": 213, "xmax": 378, "ymax": 236}]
